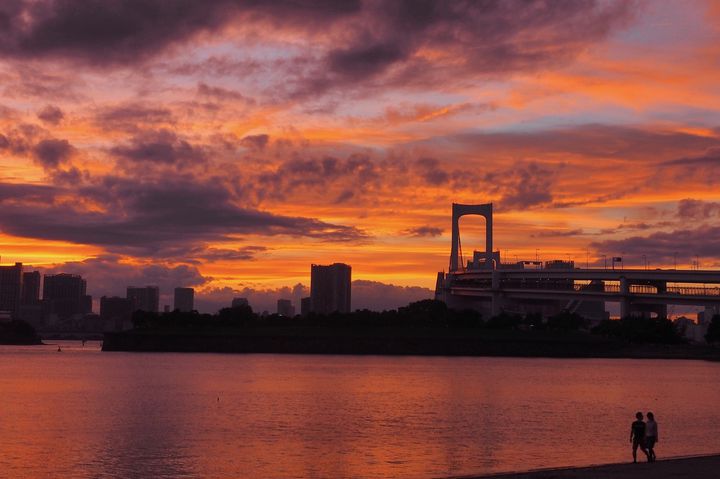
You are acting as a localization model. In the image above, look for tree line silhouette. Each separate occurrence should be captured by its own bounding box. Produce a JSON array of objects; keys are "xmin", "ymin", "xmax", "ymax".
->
[{"xmin": 127, "ymin": 299, "xmax": 720, "ymax": 345}]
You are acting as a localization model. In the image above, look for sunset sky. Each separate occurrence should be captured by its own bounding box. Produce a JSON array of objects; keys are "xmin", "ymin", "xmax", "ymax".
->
[{"xmin": 2, "ymin": 0, "xmax": 720, "ymax": 312}]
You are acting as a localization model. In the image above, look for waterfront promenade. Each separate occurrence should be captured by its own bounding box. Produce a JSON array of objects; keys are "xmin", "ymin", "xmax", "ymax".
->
[{"xmin": 454, "ymin": 454, "xmax": 720, "ymax": 479}]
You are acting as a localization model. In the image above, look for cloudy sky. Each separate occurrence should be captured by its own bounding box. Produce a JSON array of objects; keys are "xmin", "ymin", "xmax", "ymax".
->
[{"xmin": 1, "ymin": 0, "xmax": 720, "ymax": 312}]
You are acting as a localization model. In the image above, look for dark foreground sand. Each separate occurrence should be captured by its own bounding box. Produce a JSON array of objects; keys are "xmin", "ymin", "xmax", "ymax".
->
[{"xmin": 449, "ymin": 454, "xmax": 720, "ymax": 479}]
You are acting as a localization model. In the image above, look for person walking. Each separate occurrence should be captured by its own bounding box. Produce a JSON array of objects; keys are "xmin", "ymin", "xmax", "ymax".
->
[
  {"xmin": 645, "ymin": 412, "xmax": 658, "ymax": 462},
  {"xmin": 630, "ymin": 412, "xmax": 648, "ymax": 463}
]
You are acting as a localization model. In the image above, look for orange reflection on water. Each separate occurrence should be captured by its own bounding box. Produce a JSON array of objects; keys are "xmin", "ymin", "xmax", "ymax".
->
[{"xmin": 1, "ymin": 343, "xmax": 720, "ymax": 478}]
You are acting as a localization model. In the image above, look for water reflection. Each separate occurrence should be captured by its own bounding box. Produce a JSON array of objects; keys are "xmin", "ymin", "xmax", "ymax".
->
[{"xmin": 0, "ymin": 343, "xmax": 719, "ymax": 478}]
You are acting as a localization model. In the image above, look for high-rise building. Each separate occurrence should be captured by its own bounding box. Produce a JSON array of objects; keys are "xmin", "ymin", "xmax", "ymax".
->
[
  {"xmin": 43, "ymin": 273, "xmax": 87, "ymax": 319},
  {"xmin": 174, "ymin": 287, "xmax": 194, "ymax": 312},
  {"xmin": 0, "ymin": 262, "xmax": 23, "ymax": 314},
  {"xmin": 100, "ymin": 296, "xmax": 133, "ymax": 331},
  {"xmin": 310, "ymin": 263, "xmax": 351, "ymax": 314},
  {"xmin": 277, "ymin": 298, "xmax": 295, "ymax": 317},
  {"xmin": 232, "ymin": 297, "xmax": 249, "ymax": 308},
  {"xmin": 127, "ymin": 286, "xmax": 160, "ymax": 313},
  {"xmin": 21, "ymin": 271, "xmax": 41, "ymax": 305}
]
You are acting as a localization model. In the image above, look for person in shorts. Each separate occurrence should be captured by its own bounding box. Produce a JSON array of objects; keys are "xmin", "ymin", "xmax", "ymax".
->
[
  {"xmin": 645, "ymin": 412, "xmax": 658, "ymax": 462},
  {"xmin": 630, "ymin": 411, "xmax": 648, "ymax": 463}
]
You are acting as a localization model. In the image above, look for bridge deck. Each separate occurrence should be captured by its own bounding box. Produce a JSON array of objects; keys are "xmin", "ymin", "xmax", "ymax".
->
[{"xmin": 447, "ymin": 268, "xmax": 720, "ymax": 307}]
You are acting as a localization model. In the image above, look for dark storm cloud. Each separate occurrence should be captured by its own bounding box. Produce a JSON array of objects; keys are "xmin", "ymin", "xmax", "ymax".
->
[
  {"xmin": 36, "ymin": 104, "xmax": 64, "ymax": 124},
  {"xmin": 333, "ymin": 190, "xmax": 355, "ymax": 204},
  {"xmin": 662, "ymin": 147, "xmax": 720, "ymax": 168},
  {"xmin": 677, "ymin": 199, "xmax": 720, "ymax": 220},
  {"xmin": 327, "ymin": 42, "xmax": 405, "ymax": 78},
  {"xmin": 2, "ymin": 66, "xmax": 81, "ymax": 100},
  {"xmin": 32, "ymin": 138, "xmax": 73, "ymax": 169},
  {"xmin": 0, "ymin": 182, "xmax": 57, "ymax": 202},
  {"xmin": 449, "ymin": 125, "xmax": 720, "ymax": 160},
  {"xmin": 240, "ymin": 134, "xmax": 269, "ymax": 150},
  {"xmin": 50, "ymin": 166, "xmax": 84, "ymax": 185},
  {"xmin": 403, "ymin": 226, "xmax": 443, "ymax": 238},
  {"xmin": 190, "ymin": 246, "xmax": 268, "ymax": 262},
  {"xmin": 248, "ymin": 148, "xmax": 560, "ymax": 211},
  {"xmin": 532, "ymin": 229, "xmax": 586, "ymax": 238},
  {"xmin": 95, "ymin": 103, "xmax": 174, "ymax": 132},
  {"xmin": 551, "ymin": 192, "xmax": 628, "ymax": 209},
  {"xmin": 40, "ymin": 255, "xmax": 208, "ymax": 300},
  {"xmin": 590, "ymin": 226, "xmax": 720, "ymax": 262},
  {"xmin": 298, "ymin": 0, "xmax": 636, "ymax": 94},
  {"xmin": 0, "ymin": 0, "xmax": 361, "ymax": 65},
  {"xmin": 110, "ymin": 130, "xmax": 205, "ymax": 166},
  {"xmin": 0, "ymin": 177, "xmax": 368, "ymax": 257},
  {"xmin": 489, "ymin": 162, "xmax": 556, "ymax": 210},
  {"xmin": 0, "ymin": 0, "xmax": 632, "ymax": 99},
  {"xmin": 197, "ymin": 83, "xmax": 252, "ymax": 103},
  {"xmin": 653, "ymin": 147, "xmax": 720, "ymax": 186},
  {"xmin": 415, "ymin": 158, "xmax": 449, "ymax": 185},
  {"xmin": 171, "ymin": 56, "xmax": 263, "ymax": 77},
  {"xmin": 255, "ymin": 154, "xmax": 383, "ymax": 202},
  {"xmin": 0, "ymin": 123, "xmax": 46, "ymax": 156}
]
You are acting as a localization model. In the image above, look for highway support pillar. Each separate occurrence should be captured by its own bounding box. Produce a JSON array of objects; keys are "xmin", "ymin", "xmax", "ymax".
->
[
  {"xmin": 620, "ymin": 277, "xmax": 630, "ymax": 318},
  {"xmin": 491, "ymin": 270, "xmax": 502, "ymax": 317},
  {"xmin": 656, "ymin": 281, "xmax": 668, "ymax": 319}
]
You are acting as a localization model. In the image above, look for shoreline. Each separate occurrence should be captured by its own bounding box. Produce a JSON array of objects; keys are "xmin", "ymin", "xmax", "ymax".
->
[
  {"xmin": 448, "ymin": 454, "xmax": 720, "ymax": 479},
  {"xmin": 102, "ymin": 329, "xmax": 720, "ymax": 361}
]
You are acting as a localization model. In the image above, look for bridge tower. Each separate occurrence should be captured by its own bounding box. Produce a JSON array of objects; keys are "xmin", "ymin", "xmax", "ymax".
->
[{"xmin": 450, "ymin": 203, "xmax": 494, "ymax": 272}]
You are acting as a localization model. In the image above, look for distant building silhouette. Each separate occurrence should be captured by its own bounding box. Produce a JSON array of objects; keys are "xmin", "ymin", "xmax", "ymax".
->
[
  {"xmin": 698, "ymin": 306, "xmax": 720, "ymax": 325},
  {"xmin": 100, "ymin": 296, "xmax": 133, "ymax": 331},
  {"xmin": 43, "ymin": 273, "xmax": 89, "ymax": 319},
  {"xmin": 300, "ymin": 296, "xmax": 311, "ymax": 316},
  {"xmin": 127, "ymin": 286, "xmax": 159, "ymax": 313},
  {"xmin": 15, "ymin": 269, "xmax": 44, "ymax": 327},
  {"xmin": 310, "ymin": 263, "xmax": 351, "ymax": 314},
  {"xmin": 0, "ymin": 262, "xmax": 23, "ymax": 315},
  {"xmin": 174, "ymin": 287, "xmax": 194, "ymax": 312},
  {"xmin": 232, "ymin": 297, "xmax": 249, "ymax": 308},
  {"xmin": 277, "ymin": 298, "xmax": 295, "ymax": 317},
  {"xmin": 21, "ymin": 271, "xmax": 41, "ymax": 305}
]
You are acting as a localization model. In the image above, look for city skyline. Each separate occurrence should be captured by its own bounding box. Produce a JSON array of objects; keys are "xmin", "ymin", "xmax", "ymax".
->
[{"xmin": 1, "ymin": 1, "xmax": 720, "ymax": 312}]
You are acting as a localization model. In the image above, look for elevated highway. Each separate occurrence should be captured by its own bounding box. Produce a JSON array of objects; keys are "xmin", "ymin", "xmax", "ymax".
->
[{"xmin": 435, "ymin": 203, "xmax": 720, "ymax": 319}]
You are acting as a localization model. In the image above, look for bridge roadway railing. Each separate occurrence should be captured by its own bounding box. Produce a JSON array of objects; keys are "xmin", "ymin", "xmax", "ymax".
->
[
  {"xmin": 601, "ymin": 284, "xmax": 720, "ymax": 296},
  {"xmin": 452, "ymin": 279, "xmax": 720, "ymax": 297}
]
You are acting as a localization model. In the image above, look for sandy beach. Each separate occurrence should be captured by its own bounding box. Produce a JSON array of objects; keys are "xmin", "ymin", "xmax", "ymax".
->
[{"xmin": 450, "ymin": 454, "xmax": 720, "ymax": 479}]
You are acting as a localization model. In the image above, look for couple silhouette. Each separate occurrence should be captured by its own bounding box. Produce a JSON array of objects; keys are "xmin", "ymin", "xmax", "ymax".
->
[{"xmin": 630, "ymin": 411, "xmax": 659, "ymax": 463}]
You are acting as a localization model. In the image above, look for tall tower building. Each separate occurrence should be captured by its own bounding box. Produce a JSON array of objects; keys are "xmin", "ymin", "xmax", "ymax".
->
[
  {"xmin": 127, "ymin": 286, "xmax": 160, "ymax": 313},
  {"xmin": 21, "ymin": 271, "xmax": 41, "ymax": 305},
  {"xmin": 0, "ymin": 262, "xmax": 23, "ymax": 314},
  {"xmin": 174, "ymin": 287, "xmax": 194, "ymax": 312},
  {"xmin": 277, "ymin": 298, "xmax": 295, "ymax": 317},
  {"xmin": 232, "ymin": 297, "xmax": 249, "ymax": 308},
  {"xmin": 310, "ymin": 263, "xmax": 351, "ymax": 314},
  {"xmin": 43, "ymin": 273, "xmax": 88, "ymax": 318}
]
